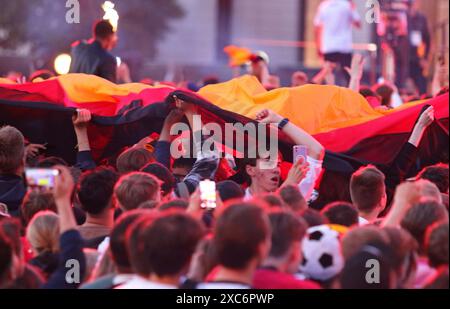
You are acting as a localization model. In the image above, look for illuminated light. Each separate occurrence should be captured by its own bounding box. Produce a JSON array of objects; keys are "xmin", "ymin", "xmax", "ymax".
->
[
  {"xmin": 368, "ymin": 44, "xmax": 378, "ymax": 52},
  {"xmin": 54, "ymin": 54, "xmax": 72, "ymax": 75},
  {"xmin": 102, "ymin": 1, "xmax": 119, "ymax": 32}
]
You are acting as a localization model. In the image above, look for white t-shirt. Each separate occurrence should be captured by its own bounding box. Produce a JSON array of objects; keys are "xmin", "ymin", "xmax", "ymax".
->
[
  {"xmin": 314, "ymin": 0, "xmax": 361, "ymax": 54},
  {"xmin": 115, "ymin": 276, "xmax": 178, "ymax": 289},
  {"xmin": 244, "ymin": 156, "xmax": 323, "ymax": 202}
]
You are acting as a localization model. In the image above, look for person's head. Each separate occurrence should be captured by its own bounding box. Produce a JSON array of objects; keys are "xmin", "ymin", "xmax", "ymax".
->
[
  {"xmin": 342, "ymin": 226, "xmax": 390, "ymax": 260},
  {"xmin": 359, "ymin": 86, "xmax": 382, "ymax": 108},
  {"xmin": 158, "ymin": 199, "xmax": 189, "ymax": 212},
  {"xmin": 77, "ymin": 167, "xmax": 118, "ymax": 217},
  {"xmin": 279, "ymin": 185, "xmax": 307, "ymax": 213},
  {"xmin": 21, "ymin": 191, "xmax": 57, "ymax": 226},
  {"xmin": 383, "ymin": 227, "xmax": 419, "ymax": 288},
  {"xmin": 245, "ymin": 157, "xmax": 282, "ymax": 194},
  {"xmin": 321, "ymin": 202, "xmax": 359, "ymax": 228},
  {"xmin": 216, "ymin": 181, "xmax": 245, "ymax": 203},
  {"xmin": 340, "ymin": 243, "xmax": 396, "ymax": 289},
  {"xmin": 141, "ymin": 163, "xmax": 176, "ymax": 199},
  {"xmin": 291, "ymin": 71, "xmax": 309, "ymax": 87},
  {"xmin": 401, "ymin": 201, "xmax": 448, "ymax": 254},
  {"xmin": 214, "ymin": 202, "xmax": 271, "ymax": 271},
  {"xmin": 424, "ymin": 265, "xmax": 449, "ymax": 289},
  {"xmin": 300, "ymin": 208, "xmax": 328, "ymax": 228},
  {"xmin": 417, "ymin": 164, "xmax": 449, "ymax": 194},
  {"xmin": 110, "ymin": 209, "xmax": 152, "ymax": 274},
  {"xmin": 114, "ymin": 172, "xmax": 161, "ymax": 212},
  {"xmin": 266, "ymin": 210, "xmax": 308, "ymax": 274},
  {"xmin": 414, "ymin": 179, "xmax": 444, "ymax": 204},
  {"xmin": 26, "ymin": 211, "xmax": 59, "ymax": 256},
  {"xmin": 373, "ymin": 84, "xmax": 394, "ymax": 107},
  {"xmin": 0, "ymin": 126, "xmax": 25, "ymax": 175},
  {"xmin": 0, "ymin": 229, "xmax": 13, "ymax": 285},
  {"xmin": 36, "ymin": 156, "xmax": 68, "ymax": 168},
  {"xmin": 261, "ymin": 194, "xmax": 285, "ymax": 209},
  {"xmin": 116, "ymin": 147, "xmax": 154, "ymax": 175},
  {"xmin": 172, "ymin": 158, "xmax": 196, "ymax": 182},
  {"xmin": 350, "ymin": 166, "xmax": 387, "ymax": 218},
  {"xmin": 93, "ymin": 20, "xmax": 117, "ymax": 51},
  {"xmin": 425, "ymin": 221, "xmax": 449, "ymax": 268},
  {"xmin": 134, "ymin": 213, "xmax": 204, "ymax": 280}
]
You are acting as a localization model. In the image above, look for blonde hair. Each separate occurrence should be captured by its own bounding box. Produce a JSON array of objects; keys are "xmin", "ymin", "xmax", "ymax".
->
[{"xmin": 26, "ymin": 211, "xmax": 60, "ymax": 255}]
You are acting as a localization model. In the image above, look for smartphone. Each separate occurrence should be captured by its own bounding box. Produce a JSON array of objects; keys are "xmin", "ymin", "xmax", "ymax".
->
[
  {"xmin": 25, "ymin": 168, "xmax": 59, "ymax": 189},
  {"xmin": 199, "ymin": 180, "xmax": 217, "ymax": 210},
  {"xmin": 293, "ymin": 145, "xmax": 308, "ymax": 164}
]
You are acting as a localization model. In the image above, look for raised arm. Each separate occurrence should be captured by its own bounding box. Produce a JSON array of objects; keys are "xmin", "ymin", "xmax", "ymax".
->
[{"xmin": 73, "ymin": 109, "xmax": 96, "ymax": 171}]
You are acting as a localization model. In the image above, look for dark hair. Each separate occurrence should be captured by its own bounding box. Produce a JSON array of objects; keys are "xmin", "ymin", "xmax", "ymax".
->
[
  {"xmin": 424, "ymin": 266, "xmax": 449, "ymax": 289},
  {"xmin": 342, "ymin": 226, "xmax": 389, "ymax": 260},
  {"xmin": 340, "ymin": 243, "xmax": 395, "ymax": 289},
  {"xmin": 262, "ymin": 194, "xmax": 285, "ymax": 208},
  {"xmin": 268, "ymin": 210, "xmax": 307, "ymax": 258},
  {"xmin": 203, "ymin": 76, "xmax": 219, "ymax": 87},
  {"xmin": 350, "ymin": 166, "xmax": 386, "ymax": 213},
  {"xmin": 300, "ymin": 208, "xmax": 327, "ymax": 227},
  {"xmin": 425, "ymin": 221, "xmax": 449, "ymax": 267},
  {"xmin": 0, "ymin": 126, "xmax": 25, "ymax": 174},
  {"xmin": 116, "ymin": 148, "xmax": 154, "ymax": 174},
  {"xmin": 321, "ymin": 202, "xmax": 359, "ymax": 227},
  {"xmin": 214, "ymin": 203, "xmax": 270, "ymax": 270},
  {"xmin": 417, "ymin": 164, "xmax": 449, "ymax": 194},
  {"xmin": 359, "ymin": 86, "xmax": 379, "ymax": 99},
  {"xmin": 93, "ymin": 20, "xmax": 115, "ymax": 40},
  {"xmin": 279, "ymin": 185, "xmax": 307, "ymax": 213},
  {"xmin": 21, "ymin": 191, "xmax": 57, "ymax": 226},
  {"xmin": 141, "ymin": 163, "xmax": 175, "ymax": 197},
  {"xmin": 216, "ymin": 181, "xmax": 245, "ymax": 202},
  {"xmin": 110, "ymin": 210, "xmax": 151, "ymax": 272},
  {"xmin": 159, "ymin": 199, "xmax": 189, "ymax": 212},
  {"xmin": 37, "ymin": 156, "xmax": 69, "ymax": 168},
  {"xmin": 373, "ymin": 84, "xmax": 394, "ymax": 107},
  {"xmin": 78, "ymin": 167, "xmax": 119, "ymax": 215},
  {"xmin": 173, "ymin": 157, "xmax": 196, "ymax": 170},
  {"xmin": 401, "ymin": 201, "xmax": 448, "ymax": 253},
  {"xmin": 0, "ymin": 229, "xmax": 13, "ymax": 282},
  {"xmin": 137, "ymin": 213, "xmax": 204, "ymax": 277}
]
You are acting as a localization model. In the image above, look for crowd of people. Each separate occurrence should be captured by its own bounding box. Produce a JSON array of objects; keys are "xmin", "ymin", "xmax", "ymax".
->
[{"xmin": 0, "ymin": 5, "xmax": 449, "ymax": 290}]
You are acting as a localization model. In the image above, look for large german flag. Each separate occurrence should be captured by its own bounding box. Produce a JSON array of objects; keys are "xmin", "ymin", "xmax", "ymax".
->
[{"xmin": 1, "ymin": 74, "xmax": 448, "ymax": 182}]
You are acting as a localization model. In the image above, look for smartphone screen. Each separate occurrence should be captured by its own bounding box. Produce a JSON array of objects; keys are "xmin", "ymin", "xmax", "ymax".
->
[
  {"xmin": 25, "ymin": 168, "xmax": 59, "ymax": 189},
  {"xmin": 293, "ymin": 145, "xmax": 308, "ymax": 164},
  {"xmin": 199, "ymin": 180, "xmax": 217, "ymax": 210}
]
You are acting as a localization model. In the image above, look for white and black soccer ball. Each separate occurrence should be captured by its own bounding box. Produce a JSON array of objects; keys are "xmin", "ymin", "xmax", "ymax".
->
[{"xmin": 298, "ymin": 224, "xmax": 344, "ymax": 282}]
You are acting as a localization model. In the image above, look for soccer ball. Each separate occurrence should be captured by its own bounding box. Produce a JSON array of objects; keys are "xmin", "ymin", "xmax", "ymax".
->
[{"xmin": 298, "ymin": 225, "xmax": 344, "ymax": 282}]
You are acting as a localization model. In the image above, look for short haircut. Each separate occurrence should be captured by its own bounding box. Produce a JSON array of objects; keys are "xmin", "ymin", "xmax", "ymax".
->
[
  {"xmin": 21, "ymin": 191, "xmax": 57, "ymax": 226},
  {"xmin": 262, "ymin": 194, "xmax": 285, "ymax": 208},
  {"xmin": 141, "ymin": 162, "xmax": 175, "ymax": 197},
  {"xmin": 26, "ymin": 211, "xmax": 59, "ymax": 255},
  {"xmin": 350, "ymin": 166, "xmax": 386, "ymax": 213},
  {"xmin": 268, "ymin": 210, "xmax": 307, "ymax": 258},
  {"xmin": 417, "ymin": 164, "xmax": 449, "ymax": 194},
  {"xmin": 216, "ymin": 181, "xmax": 245, "ymax": 202},
  {"xmin": 0, "ymin": 126, "xmax": 25, "ymax": 174},
  {"xmin": 321, "ymin": 202, "xmax": 359, "ymax": 227},
  {"xmin": 93, "ymin": 20, "xmax": 114, "ymax": 40},
  {"xmin": 425, "ymin": 221, "xmax": 449, "ymax": 267},
  {"xmin": 78, "ymin": 167, "xmax": 118, "ymax": 215},
  {"xmin": 114, "ymin": 172, "xmax": 160, "ymax": 211},
  {"xmin": 137, "ymin": 213, "xmax": 204, "ymax": 277},
  {"xmin": 383, "ymin": 226, "xmax": 418, "ymax": 275},
  {"xmin": 214, "ymin": 203, "xmax": 270, "ymax": 270},
  {"xmin": 342, "ymin": 226, "xmax": 390, "ymax": 260},
  {"xmin": 279, "ymin": 185, "xmax": 307, "ymax": 213},
  {"xmin": 159, "ymin": 199, "xmax": 189, "ymax": 212},
  {"xmin": 116, "ymin": 148, "xmax": 154, "ymax": 174},
  {"xmin": 401, "ymin": 201, "xmax": 448, "ymax": 252},
  {"xmin": 300, "ymin": 208, "xmax": 328, "ymax": 227},
  {"xmin": 373, "ymin": 84, "xmax": 394, "ymax": 107},
  {"xmin": 110, "ymin": 209, "xmax": 151, "ymax": 272}
]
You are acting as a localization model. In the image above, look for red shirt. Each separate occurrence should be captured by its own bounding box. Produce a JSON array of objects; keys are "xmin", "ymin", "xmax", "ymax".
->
[{"xmin": 253, "ymin": 268, "xmax": 321, "ymax": 290}]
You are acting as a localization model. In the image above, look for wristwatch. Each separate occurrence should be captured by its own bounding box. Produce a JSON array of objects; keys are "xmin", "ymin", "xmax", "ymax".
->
[{"xmin": 278, "ymin": 118, "xmax": 290, "ymax": 130}]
